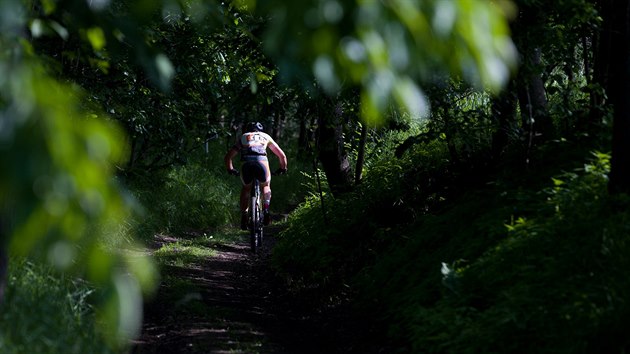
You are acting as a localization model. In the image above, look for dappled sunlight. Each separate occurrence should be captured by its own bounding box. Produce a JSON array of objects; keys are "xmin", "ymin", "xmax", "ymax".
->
[{"xmin": 135, "ymin": 232, "xmax": 292, "ymax": 353}]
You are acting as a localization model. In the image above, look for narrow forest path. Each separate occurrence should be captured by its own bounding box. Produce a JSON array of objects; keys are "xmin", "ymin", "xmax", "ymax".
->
[{"xmin": 131, "ymin": 226, "xmax": 385, "ymax": 354}]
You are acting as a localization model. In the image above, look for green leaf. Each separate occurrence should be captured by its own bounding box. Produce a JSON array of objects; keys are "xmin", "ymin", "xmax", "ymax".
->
[
  {"xmin": 233, "ymin": 0, "xmax": 256, "ymax": 12},
  {"xmin": 87, "ymin": 27, "xmax": 106, "ymax": 51},
  {"xmin": 552, "ymin": 178, "xmax": 565, "ymax": 186}
]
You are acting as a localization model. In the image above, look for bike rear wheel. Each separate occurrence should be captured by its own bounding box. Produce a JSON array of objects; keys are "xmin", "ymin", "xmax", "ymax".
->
[{"xmin": 249, "ymin": 180, "xmax": 262, "ymax": 253}]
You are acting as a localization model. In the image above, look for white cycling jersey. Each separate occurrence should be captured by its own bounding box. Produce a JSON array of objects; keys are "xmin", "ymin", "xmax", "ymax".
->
[{"xmin": 235, "ymin": 131, "xmax": 276, "ymax": 162}]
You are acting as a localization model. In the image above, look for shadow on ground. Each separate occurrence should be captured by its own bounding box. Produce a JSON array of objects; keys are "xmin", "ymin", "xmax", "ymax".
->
[{"xmin": 131, "ymin": 226, "xmax": 388, "ymax": 354}]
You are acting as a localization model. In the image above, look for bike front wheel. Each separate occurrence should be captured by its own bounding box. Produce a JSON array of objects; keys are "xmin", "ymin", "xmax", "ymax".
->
[{"xmin": 249, "ymin": 195, "xmax": 259, "ymax": 252}]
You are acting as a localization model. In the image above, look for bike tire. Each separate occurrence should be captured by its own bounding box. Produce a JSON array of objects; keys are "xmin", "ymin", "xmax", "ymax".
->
[
  {"xmin": 249, "ymin": 201, "xmax": 257, "ymax": 252},
  {"xmin": 249, "ymin": 181, "xmax": 260, "ymax": 253},
  {"xmin": 257, "ymin": 208, "xmax": 264, "ymax": 248}
]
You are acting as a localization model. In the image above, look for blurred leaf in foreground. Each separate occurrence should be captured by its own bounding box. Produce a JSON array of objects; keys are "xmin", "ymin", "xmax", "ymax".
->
[{"xmin": 0, "ymin": 0, "xmax": 157, "ymax": 347}]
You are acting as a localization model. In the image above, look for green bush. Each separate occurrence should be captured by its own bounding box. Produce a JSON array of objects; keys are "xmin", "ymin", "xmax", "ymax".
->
[
  {"xmin": 0, "ymin": 259, "xmax": 113, "ymax": 354},
  {"xmin": 267, "ymin": 155, "xmax": 315, "ymax": 214},
  {"xmin": 273, "ymin": 133, "xmax": 629, "ymax": 353},
  {"xmin": 128, "ymin": 163, "xmax": 237, "ymax": 240},
  {"xmin": 405, "ymin": 152, "xmax": 630, "ymax": 353},
  {"xmin": 272, "ymin": 138, "xmax": 453, "ymax": 286}
]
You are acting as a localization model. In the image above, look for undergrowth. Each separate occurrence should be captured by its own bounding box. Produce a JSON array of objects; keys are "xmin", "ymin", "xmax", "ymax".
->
[
  {"xmin": 127, "ymin": 163, "xmax": 237, "ymax": 242},
  {"xmin": 123, "ymin": 141, "xmax": 311, "ymax": 243},
  {"xmin": 416, "ymin": 152, "xmax": 630, "ymax": 353},
  {"xmin": 0, "ymin": 259, "xmax": 112, "ymax": 354},
  {"xmin": 273, "ymin": 137, "xmax": 629, "ymax": 353}
]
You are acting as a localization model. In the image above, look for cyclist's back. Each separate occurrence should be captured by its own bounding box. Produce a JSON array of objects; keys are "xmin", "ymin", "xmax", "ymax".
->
[
  {"xmin": 224, "ymin": 122, "xmax": 287, "ymax": 229},
  {"xmin": 238, "ymin": 130, "xmax": 275, "ymax": 163}
]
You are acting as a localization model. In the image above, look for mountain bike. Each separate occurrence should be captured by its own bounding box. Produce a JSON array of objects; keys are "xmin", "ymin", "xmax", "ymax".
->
[
  {"xmin": 248, "ymin": 177, "xmax": 264, "ymax": 253},
  {"xmin": 232, "ymin": 169, "xmax": 284, "ymax": 253}
]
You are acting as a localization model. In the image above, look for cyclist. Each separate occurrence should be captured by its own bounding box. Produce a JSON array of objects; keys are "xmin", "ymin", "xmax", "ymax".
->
[{"xmin": 224, "ymin": 122, "xmax": 288, "ymax": 230}]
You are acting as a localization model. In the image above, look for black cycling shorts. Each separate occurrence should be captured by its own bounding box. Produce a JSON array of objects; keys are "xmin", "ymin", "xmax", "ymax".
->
[{"xmin": 241, "ymin": 161, "xmax": 269, "ymax": 185}]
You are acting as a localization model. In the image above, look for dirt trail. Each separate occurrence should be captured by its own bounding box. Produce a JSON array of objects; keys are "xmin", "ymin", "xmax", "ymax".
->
[{"xmin": 131, "ymin": 227, "xmax": 383, "ymax": 354}]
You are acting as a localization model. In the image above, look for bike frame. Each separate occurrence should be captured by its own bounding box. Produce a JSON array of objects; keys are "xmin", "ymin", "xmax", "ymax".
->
[{"xmin": 249, "ymin": 179, "xmax": 264, "ymax": 253}]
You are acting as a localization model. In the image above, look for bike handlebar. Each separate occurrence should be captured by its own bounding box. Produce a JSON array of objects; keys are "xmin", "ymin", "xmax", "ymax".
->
[
  {"xmin": 228, "ymin": 169, "xmax": 240, "ymax": 177},
  {"xmin": 228, "ymin": 168, "xmax": 287, "ymax": 177},
  {"xmin": 272, "ymin": 168, "xmax": 287, "ymax": 176}
]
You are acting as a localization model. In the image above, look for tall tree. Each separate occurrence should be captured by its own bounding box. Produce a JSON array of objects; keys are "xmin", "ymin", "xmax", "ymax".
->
[
  {"xmin": 355, "ymin": 123, "xmax": 368, "ymax": 184},
  {"xmin": 606, "ymin": 0, "xmax": 630, "ymax": 194},
  {"xmin": 317, "ymin": 97, "xmax": 353, "ymax": 196},
  {"xmin": 511, "ymin": 3, "xmax": 552, "ymax": 141},
  {"xmin": 593, "ymin": 0, "xmax": 613, "ymax": 118},
  {"xmin": 491, "ymin": 81, "xmax": 519, "ymax": 161},
  {"xmin": 0, "ymin": 213, "xmax": 6, "ymax": 303}
]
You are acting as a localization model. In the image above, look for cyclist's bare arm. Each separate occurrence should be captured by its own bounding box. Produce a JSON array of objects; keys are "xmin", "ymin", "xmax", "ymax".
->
[
  {"xmin": 268, "ymin": 143, "xmax": 287, "ymax": 170},
  {"xmin": 224, "ymin": 147, "xmax": 239, "ymax": 172}
]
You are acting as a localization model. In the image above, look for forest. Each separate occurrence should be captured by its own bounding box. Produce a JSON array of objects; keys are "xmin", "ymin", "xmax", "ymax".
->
[{"xmin": 1, "ymin": 0, "xmax": 630, "ymax": 352}]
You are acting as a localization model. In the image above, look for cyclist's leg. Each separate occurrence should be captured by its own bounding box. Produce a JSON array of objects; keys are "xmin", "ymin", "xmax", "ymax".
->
[
  {"xmin": 240, "ymin": 184, "xmax": 252, "ymax": 212},
  {"xmin": 258, "ymin": 161, "xmax": 272, "ymax": 225},
  {"xmin": 261, "ymin": 183, "xmax": 271, "ymax": 204},
  {"xmin": 240, "ymin": 163, "xmax": 256, "ymax": 230},
  {"xmin": 238, "ymin": 184, "xmax": 252, "ymax": 230},
  {"xmin": 241, "ymin": 163, "xmax": 258, "ymax": 211},
  {"xmin": 255, "ymin": 161, "xmax": 270, "ymax": 205}
]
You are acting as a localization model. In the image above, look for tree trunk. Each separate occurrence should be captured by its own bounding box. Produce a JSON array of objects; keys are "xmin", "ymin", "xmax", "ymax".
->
[
  {"xmin": 297, "ymin": 103, "xmax": 316, "ymax": 158},
  {"xmin": 593, "ymin": 0, "xmax": 613, "ymax": 112},
  {"xmin": 583, "ymin": 36, "xmax": 591, "ymax": 86},
  {"xmin": 491, "ymin": 80, "xmax": 518, "ymax": 161},
  {"xmin": 0, "ymin": 247, "xmax": 6, "ymax": 304},
  {"xmin": 512, "ymin": 5, "xmax": 552, "ymax": 142},
  {"xmin": 354, "ymin": 123, "xmax": 368, "ymax": 184},
  {"xmin": 317, "ymin": 99, "xmax": 353, "ymax": 196},
  {"xmin": 441, "ymin": 113, "xmax": 460, "ymax": 164},
  {"xmin": 517, "ymin": 47, "xmax": 551, "ymax": 139},
  {"xmin": 0, "ymin": 213, "xmax": 7, "ymax": 304},
  {"xmin": 272, "ymin": 108, "xmax": 284, "ymax": 141},
  {"xmin": 298, "ymin": 114, "xmax": 309, "ymax": 157},
  {"xmin": 607, "ymin": 0, "xmax": 630, "ymax": 194}
]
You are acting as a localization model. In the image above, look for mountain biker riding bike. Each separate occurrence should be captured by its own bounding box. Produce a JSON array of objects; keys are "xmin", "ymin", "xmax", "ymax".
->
[{"xmin": 224, "ymin": 122, "xmax": 288, "ymax": 230}]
